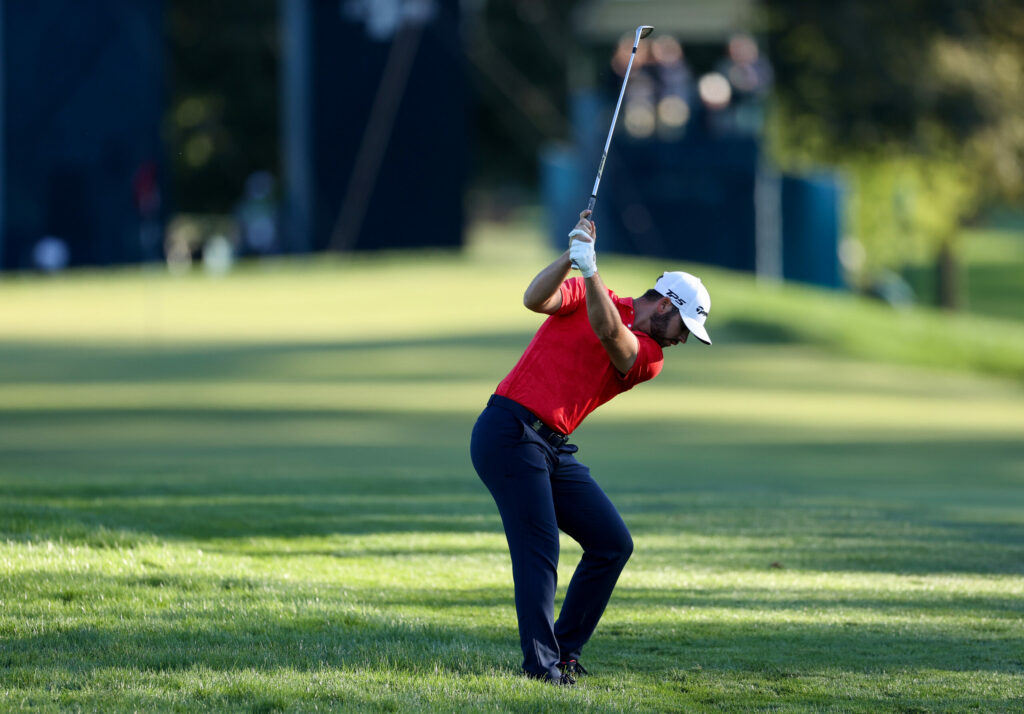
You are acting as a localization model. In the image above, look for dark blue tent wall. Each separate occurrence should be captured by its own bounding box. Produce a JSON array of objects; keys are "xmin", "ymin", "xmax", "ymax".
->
[
  {"xmin": 0, "ymin": 0, "xmax": 165, "ymax": 270},
  {"xmin": 781, "ymin": 174, "xmax": 843, "ymax": 288},
  {"xmin": 599, "ymin": 136, "xmax": 759, "ymax": 272},
  {"xmin": 280, "ymin": 0, "xmax": 465, "ymax": 254}
]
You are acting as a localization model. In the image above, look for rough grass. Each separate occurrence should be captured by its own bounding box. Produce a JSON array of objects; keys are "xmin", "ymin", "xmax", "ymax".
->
[{"xmin": 1, "ymin": 224, "xmax": 1023, "ymax": 712}]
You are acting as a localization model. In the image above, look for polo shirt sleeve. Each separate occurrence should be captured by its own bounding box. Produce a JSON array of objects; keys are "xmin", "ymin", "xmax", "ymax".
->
[
  {"xmin": 619, "ymin": 333, "xmax": 664, "ymax": 387},
  {"xmin": 555, "ymin": 277, "xmax": 587, "ymax": 315}
]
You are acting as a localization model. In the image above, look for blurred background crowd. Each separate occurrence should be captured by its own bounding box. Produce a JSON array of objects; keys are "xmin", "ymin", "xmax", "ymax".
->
[{"xmin": 1, "ymin": 0, "xmax": 1022, "ymax": 311}]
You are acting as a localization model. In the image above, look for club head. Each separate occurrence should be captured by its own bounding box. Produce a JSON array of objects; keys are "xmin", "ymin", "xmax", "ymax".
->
[{"xmin": 634, "ymin": 25, "xmax": 654, "ymax": 44}]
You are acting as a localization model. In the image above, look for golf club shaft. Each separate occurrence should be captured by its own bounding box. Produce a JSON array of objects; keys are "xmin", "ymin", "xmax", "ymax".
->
[{"xmin": 586, "ymin": 27, "xmax": 650, "ymax": 215}]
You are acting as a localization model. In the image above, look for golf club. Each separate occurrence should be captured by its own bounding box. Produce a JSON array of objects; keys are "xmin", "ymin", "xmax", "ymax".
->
[{"xmin": 585, "ymin": 24, "xmax": 654, "ymax": 217}]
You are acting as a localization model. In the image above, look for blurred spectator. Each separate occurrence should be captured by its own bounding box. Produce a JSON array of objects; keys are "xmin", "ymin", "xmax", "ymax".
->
[
  {"xmin": 651, "ymin": 36, "xmax": 694, "ymax": 140},
  {"xmin": 32, "ymin": 236, "xmax": 70, "ymax": 273},
  {"xmin": 865, "ymin": 269, "xmax": 916, "ymax": 309},
  {"xmin": 715, "ymin": 33, "xmax": 774, "ymax": 135},
  {"xmin": 132, "ymin": 161, "xmax": 162, "ymax": 261},
  {"xmin": 610, "ymin": 32, "xmax": 653, "ymax": 81},
  {"xmin": 697, "ymin": 71, "xmax": 733, "ymax": 136},
  {"xmin": 612, "ymin": 33, "xmax": 695, "ymax": 141},
  {"xmin": 202, "ymin": 235, "xmax": 235, "ymax": 275},
  {"xmin": 235, "ymin": 171, "xmax": 278, "ymax": 256}
]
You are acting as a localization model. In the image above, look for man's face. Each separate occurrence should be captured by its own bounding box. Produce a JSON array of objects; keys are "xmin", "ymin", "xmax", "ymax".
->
[{"xmin": 649, "ymin": 304, "xmax": 690, "ymax": 348}]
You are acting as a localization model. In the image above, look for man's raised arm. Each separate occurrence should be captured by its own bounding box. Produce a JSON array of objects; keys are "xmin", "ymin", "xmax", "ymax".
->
[
  {"xmin": 523, "ymin": 209, "xmax": 600, "ymax": 314},
  {"xmin": 523, "ymin": 250, "xmax": 571, "ymax": 314},
  {"xmin": 568, "ymin": 212, "xmax": 639, "ymax": 374}
]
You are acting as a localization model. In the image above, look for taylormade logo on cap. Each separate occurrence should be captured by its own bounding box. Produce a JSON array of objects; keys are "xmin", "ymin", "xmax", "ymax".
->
[{"xmin": 653, "ymin": 271, "xmax": 712, "ymax": 345}]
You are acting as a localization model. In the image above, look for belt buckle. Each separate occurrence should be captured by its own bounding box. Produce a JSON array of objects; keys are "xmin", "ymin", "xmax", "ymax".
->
[{"xmin": 531, "ymin": 417, "xmax": 568, "ymax": 447}]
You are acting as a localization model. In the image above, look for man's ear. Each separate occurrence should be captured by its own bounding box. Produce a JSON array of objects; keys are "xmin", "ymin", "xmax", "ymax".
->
[{"xmin": 658, "ymin": 297, "xmax": 674, "ymax": 313}]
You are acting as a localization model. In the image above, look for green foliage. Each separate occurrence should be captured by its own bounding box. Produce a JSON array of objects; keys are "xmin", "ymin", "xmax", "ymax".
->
[
  {"xmin": 467, "ymin": 2, "xmax": 583, "ymax": 189},
  {"xmin": 763, "ymin": 1, "xmax": 1024, "ymax": 289},
  {"xmin": 1, "ymin": 246, "xmax": 1023, "ymax": 710},
  {"xmin": 167, "ymin": 0, "xmax": 279, "ymax": 212},
  {"xmin": 843, "ymin": 152, "xmax": 978, "ymax": 279},
  {"xmin": 930, "ymin": 34, "xmax": 1024, "ymax": 201},
  {"xmin": 765, "ymin": 103, "xmax": 981, "ymax": 282},
  {"xmin": 763, "ymin": 0, "xmax": 1024, "ymax": 174}
]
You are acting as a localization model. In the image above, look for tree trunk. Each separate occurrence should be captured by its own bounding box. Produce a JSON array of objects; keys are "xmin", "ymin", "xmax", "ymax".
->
[{"xmin": 936, "ymin": 237, "xmax": 960, "ymax": 310}]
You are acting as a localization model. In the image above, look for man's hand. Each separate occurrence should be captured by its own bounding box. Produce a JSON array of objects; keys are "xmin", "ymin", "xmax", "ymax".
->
[
  {"xmin": 567, "ymin": 209, "xmax": 596, "ymax": 247},
  {"xmin": 570, "ymin": 239, "xmax": 597, "ymax": 278},
  {"xmin": 569, "ymin": 209, "xmax": 597, "ymax": 277}
]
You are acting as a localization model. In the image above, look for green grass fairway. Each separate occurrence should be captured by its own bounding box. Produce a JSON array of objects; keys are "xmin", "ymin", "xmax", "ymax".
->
[{"xmin": 2, "ymin": 233, "xmax": 1024, "ymax": 712}]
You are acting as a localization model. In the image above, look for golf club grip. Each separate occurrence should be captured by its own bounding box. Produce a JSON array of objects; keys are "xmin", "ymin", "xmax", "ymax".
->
[{"xmin": 571, "ymin": 197, "xmax": 597, "ymax": 270}]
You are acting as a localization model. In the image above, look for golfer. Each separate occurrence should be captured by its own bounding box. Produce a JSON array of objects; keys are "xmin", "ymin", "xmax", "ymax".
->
[{"xmin": 470, "ymin": 210, "xmax": 711, "ymax": 685}]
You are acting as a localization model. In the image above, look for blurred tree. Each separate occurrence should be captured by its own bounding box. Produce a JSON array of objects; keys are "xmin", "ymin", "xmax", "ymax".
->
[
  {"xmin": 763, "ymin": 0, "xmax": 1024, "ymax": 308},
  {"xmin": 167, "ymin": 0, "xmax": 279, "ymax": 213},
  {"xmin": 465, "ymin": 0, "xmax": 585, "ymax": 201}
]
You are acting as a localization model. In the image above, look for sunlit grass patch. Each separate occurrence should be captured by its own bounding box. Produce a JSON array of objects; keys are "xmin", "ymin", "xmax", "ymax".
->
[{"xmin": 1, "ymin": 241, "xmax": 1023, "ymax": 711}]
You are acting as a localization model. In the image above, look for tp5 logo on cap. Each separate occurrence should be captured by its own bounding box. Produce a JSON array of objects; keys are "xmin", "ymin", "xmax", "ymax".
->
[
  {"xmin": 664, "ymin": 289, "xmax": 687, "ymax": 308},
  {"xmin": 653, "ymin": 271, "xmax": 712, "ymax": 345}
]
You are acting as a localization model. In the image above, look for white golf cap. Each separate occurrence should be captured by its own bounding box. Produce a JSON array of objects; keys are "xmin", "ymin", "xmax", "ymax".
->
[{"xmin": 653, "ymin": 271, "xmax": 712, "ymax": 345}]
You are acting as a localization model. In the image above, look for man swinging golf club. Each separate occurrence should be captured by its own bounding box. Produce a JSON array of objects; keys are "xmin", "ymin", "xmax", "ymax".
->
[
  {"xmin": 470, "ymin": 208, "xmax": 712, "ymax": 685},
  {"xmin": 471, "ymin": 24, "xmax": 711, "ymax": 685}
]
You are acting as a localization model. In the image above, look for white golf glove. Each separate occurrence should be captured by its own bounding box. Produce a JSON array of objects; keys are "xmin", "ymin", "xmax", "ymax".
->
[
  {"xmin": 567, "ymin": 228, "xmax": 593, "ymax": 244},
  {"xmin": 569, "ymin": 237, "xmax": 597, "ymax": 278}
]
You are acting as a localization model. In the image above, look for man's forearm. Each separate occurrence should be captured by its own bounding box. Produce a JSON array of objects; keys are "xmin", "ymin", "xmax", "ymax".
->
[
  {"xmin": 523, "ymin": 250, "xmax": 572, "ymax": 311},
  {"xmin": 583, "ymin": 272, "xmax": 622, "ymax": 341},
  {"xmin": 584, "ymin": 270, "xmax": 639, "ymax": 373}
]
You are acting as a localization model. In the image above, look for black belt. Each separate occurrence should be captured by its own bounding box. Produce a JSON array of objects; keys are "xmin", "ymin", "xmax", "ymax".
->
[{"xmin": 487, "ymin": 394, "xmax": 571, "ymax": 448}]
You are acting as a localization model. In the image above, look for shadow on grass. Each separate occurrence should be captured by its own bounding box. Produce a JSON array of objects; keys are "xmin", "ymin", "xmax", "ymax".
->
[
  {"xmin": 3, "ymin": 433, "xmax": 1024, "ymax": 576},
  {"xmin": 0, "ymin": 334, "xmax": 534, "ymax": 385},
  {"xmin": 0, "ymin": 321, "xmax": 811, "ymax": 385},
  {"xmin": 0, "ymin": 329, "xmax": 935, "ymax": 398}
]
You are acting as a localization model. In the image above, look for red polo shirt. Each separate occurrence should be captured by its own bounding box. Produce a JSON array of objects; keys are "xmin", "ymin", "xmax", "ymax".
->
[{"xmin": 495, "ymin": 277, "xmax": 664, "ymax": 434}]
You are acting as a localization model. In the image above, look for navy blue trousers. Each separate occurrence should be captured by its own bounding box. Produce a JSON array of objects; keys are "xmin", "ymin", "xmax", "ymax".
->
[{"xmin": 470, "ymin": 396, "xmax": 633, "ymax": 678}]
